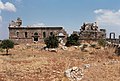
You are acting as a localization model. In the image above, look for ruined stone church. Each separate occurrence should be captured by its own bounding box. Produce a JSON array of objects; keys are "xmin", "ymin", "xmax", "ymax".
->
[{"xmin": 8, "ymin": 18, "xmax": 67, "ymax": 44}]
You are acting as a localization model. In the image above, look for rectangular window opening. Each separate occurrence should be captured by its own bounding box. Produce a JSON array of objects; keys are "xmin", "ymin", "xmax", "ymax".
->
[{"xmin": 25, "ymin": 32, "xmax": 28, "ymax": 38}]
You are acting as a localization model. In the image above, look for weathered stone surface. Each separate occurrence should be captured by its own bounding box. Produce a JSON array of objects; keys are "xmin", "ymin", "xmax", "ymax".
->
[
  {"xmin": 9, "ymin": 18, "xmax": 67, "ymax": 44},
  {"xmin": 48, "ymin": 48, "xmax": 57, "ymax": 52},
  {"xmin": 115, "ymin": 47, "xmax": 120, "ymax": 56},
  {"xmin": 61, "ymin": 46, "xmax": 68, "ymax": 50},
  {"xmin": 64, "ymin": 67, "xmax": 84, "ymax": 81}
]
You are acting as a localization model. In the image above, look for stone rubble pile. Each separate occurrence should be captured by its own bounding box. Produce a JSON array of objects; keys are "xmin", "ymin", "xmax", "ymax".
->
[{"xmin": 64, "ymin": 67, "xmax": 84, "ymax": 81}]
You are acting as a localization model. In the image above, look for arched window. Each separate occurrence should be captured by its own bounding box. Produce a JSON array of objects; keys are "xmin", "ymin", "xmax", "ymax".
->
[
  {"xmin": 16, "ymin": 32, "xmax": 19, "ymax": 37},
  {"xmin": 43, "ymin": 32, "xmax": 46, "ymax": 38}
]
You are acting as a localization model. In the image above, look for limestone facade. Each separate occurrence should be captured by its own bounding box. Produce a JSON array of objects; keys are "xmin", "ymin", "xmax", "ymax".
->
[{"xmin": 9, "ymin": 18, "xmax": 67, "ymax": 44}]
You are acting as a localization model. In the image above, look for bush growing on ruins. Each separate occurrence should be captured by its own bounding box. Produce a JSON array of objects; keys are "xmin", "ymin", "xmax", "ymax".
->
[
  {"xmin": 44, "ymin": 35, "xmax": 59, "ymax": 48},
  {"xmin": 65, "ymin": 34, "xmax": 80, "ymax": 47},
  {"xmin": 0, "ymin": 39, "xmax": 14, "ymax": 54},
  {"xmin": 98, "ymin": 39, "xmax": 106, "ymax": 47}
]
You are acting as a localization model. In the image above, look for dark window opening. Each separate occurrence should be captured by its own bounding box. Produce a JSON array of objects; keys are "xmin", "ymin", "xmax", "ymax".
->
[
  {"xmin": 43, "ymin": 32, "xmax": 46, "ymax": 38},
  {"xmin": 25, "ymin": 32, "xmax": 28, "ymax": 38},
  {"xmin": 16, "ymin": 32, "xmax": 19, "ymax": 37},
  {"xmin": 102, "ymin": 35, "xmax": 104, "ymax": 37},
  {"xmin": 50, "ymin": 32, "xmax": 53, "ymax": 36}
]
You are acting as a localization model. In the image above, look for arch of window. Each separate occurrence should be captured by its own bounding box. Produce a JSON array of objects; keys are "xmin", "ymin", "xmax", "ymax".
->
[{"xmin": 34, "ymin": 32, "xmax": 38, "ymax": 35}]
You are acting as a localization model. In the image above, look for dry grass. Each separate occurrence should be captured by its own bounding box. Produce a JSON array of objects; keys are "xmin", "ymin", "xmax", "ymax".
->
[{"xmin": 0, "ymin": 44, "xmax": 120, "ymax": 81}]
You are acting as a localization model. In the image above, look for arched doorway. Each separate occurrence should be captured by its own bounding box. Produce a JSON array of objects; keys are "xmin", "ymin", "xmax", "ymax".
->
[{"xmin": 34, "ymin": 32, "xmax": 39, "ymax": 42}]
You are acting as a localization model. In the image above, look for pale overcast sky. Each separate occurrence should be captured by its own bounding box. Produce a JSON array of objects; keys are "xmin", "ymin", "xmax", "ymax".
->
[{"xmin": 0, "ymin": 0, "xmax": 120, "ymax": 39}]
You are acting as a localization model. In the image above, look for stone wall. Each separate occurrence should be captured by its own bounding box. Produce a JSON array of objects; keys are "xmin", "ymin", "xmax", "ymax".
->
[
  {"xmin": 79, "ymin": 22, "xmax": 106, "ymax": 40},
  {"xmin": 9, "ymin": 27, "xmax": 67, "ymax": 44}
]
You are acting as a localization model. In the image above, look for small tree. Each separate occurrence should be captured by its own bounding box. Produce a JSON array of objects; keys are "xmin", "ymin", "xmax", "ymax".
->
[
  {"xmin": 44, "ymin": 35, "xmax": 59, "ymax": 48},
  {"xmin": 0, "ymin": 39, "xmax": 14, "ymax": 54},
  {"xmin": 65, "ymin": 34, "xmax": 80, "ymax": 47}
]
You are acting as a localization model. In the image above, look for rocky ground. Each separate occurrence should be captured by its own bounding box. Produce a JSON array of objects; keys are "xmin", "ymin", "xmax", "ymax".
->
[{"xmin": 0, "ymin": 43, "xmax": 120, "ymax": 81}]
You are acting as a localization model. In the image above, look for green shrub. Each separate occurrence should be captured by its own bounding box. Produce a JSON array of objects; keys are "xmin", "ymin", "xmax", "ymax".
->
[
  {"xmin": 0, "ymin": 39, "xmax": 14, "ymax": 54},
  {"xmin": 65, "ymin": 34, "xmax": 80, "ymax": 47},
  {"xmin": 44, "ymin": 35, "xmax": 59, "ymax": 48}
]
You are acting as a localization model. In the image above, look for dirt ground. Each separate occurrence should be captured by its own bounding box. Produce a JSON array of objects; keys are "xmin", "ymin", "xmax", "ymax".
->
[{"xmin": 0, "ymin": 43, "xmax": 120, "ymax": 81}]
